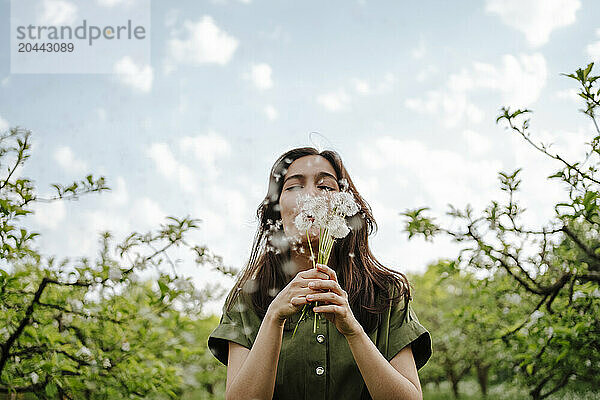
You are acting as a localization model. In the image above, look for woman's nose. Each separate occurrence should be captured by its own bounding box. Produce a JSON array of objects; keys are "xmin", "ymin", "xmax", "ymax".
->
[{"xmin": 305, "ymin": 184, "xmax": 319, "ymax": 196}]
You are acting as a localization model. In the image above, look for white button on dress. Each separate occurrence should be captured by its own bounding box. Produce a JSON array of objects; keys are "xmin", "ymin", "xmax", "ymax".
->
[
  {"xmin": 316, "ymin": 334, "xmax": 325, "ymax": 343},
  {"xmin": 315, "ymin": 366, "xmax": 325, "ymax": 376}
]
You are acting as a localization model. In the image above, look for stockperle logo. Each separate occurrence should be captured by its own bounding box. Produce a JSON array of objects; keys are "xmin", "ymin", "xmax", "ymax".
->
[{"xmin": 10, "ymin": 0, "xmax": 151, "ymax": 74}]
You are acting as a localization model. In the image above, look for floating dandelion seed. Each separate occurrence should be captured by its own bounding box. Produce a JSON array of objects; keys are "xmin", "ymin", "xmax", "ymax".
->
[{"xmin": 242, "ymin": 279, "xmax": 259, "ymax": 294}]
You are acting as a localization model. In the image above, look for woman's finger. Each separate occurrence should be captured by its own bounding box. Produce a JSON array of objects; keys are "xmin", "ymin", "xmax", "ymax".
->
[
  {"xmin": 306, "ymin": 292, "xmax": 344, "ymax": 305},
  {"xmin": 291, "ymin": 296, "xmax": 307, "ymax": 306},
  {"xmin": 307, "ymin": 279, "xmax": 345, "ymax": 297},
  {"xmin": 313, "ymin": 304, "xmax": 343, "ymax": 314},
  {"xmin": 315, "ymin": 263, "xmax": 338, "ymax": 283}
]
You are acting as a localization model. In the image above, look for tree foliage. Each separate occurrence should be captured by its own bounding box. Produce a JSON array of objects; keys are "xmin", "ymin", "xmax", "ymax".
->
[
  {"xmin": 402, "ymin": 63, "xmax": 600, "ymax": 399},
  {"xmin": 0, "ymin": 127, "xmax": 230, "ymax": 398}
]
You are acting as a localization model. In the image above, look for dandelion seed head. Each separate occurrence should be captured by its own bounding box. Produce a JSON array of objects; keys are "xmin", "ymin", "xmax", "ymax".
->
[
  {"xmin": 338, "ymin": 178, "xmax": 349, "ymax": 191},
  {"xmin": 328, "ymin": 215, "xmax": 350, "ymax": 238},
  {"xmin": 121, "ymin": 342, "xmax": 130, "ymax": 351},
  {"xmin": 349, "ymin": 252, "xmax": 355, "ymax": 258}
]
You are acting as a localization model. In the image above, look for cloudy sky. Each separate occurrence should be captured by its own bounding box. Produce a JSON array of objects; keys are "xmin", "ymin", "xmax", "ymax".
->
[{"xmin": 1, "ymin": 0, "xmax": 599, "ymax": 316}]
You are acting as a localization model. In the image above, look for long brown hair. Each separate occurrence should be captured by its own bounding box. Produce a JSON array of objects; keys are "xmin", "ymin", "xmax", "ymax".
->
[{"xmin": 223, "ymin": 147, "xmax": 412, "ymax": 334}]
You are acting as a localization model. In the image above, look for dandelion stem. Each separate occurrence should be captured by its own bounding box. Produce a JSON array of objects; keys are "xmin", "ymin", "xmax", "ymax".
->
[{"xmin": 293, "ymin": 229, "xmax": 318, "ymax": 338}]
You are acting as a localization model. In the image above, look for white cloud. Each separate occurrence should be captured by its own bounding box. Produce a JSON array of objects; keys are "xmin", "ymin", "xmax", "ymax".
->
[
  {"xmin": 258, "ymin": 25, "xmax": 291, "ymax": 44},
  {"xmin": 96, "ymin": 0, "xmax": 135, "ymax": 7},
  {"xmin": 352, "ymin": 79, "xmax": 370, "ymax": 94},
  {"xmin": 165, "ymin": 16, "xmax": 239, "ymax": 73},
  {"xmin": 113, "ymin": 56, "xmax": 153, "ymax": 93},
  {"xmin": 450, "ymin": 53, "xmax": 547, "ymax": 107},
  {"xmin": 131, "ymin": 197, "xmax": 167, "ymax": 230},
  {"xmin": 95, "ymin": 107, "xmax": 107, "ymax": 121},
  {"xmin": 37, "ymin": 0, "xmax": 77, "ymax": 25},
  {"xmin": 146, "ymin": 143, "xmax": 196, "ymax": 192},
  {"xmin": 247, "ymin": 63, "xmax": 273, "ymax": 90},
  {"xmin": 461, "ymin": 129, "xmax": 492, "ymax": 156},
  {"xmin": 555, "ymin": 88, "xmax": 580, "ymax": 102},
  {"xmin": 1, "ymin": 77, "xmax": 10, "ymax": 87},
  {"xmin": 317, "ymin": 89, "xmax": 351, "ymax": 112},
  {"xmin": 587, "ymin": 29, "xmax": 600, "ymax": 62},
  {"xmin": 179, "ymin": 131, "xmax": 231, "ymax": 180},
  {"xmin": 485, "ymin": 0, "xmax": 580, "ymax": 47},
  {"xmin": 405, "ymin": 90, "xmax": 485, "ymax": 128},
  {"xmin": 54, "ymin": 146, "xmax": 88, "ymax": 175},
  {"xmin": 32, "ymin": 199, "xmax": 66, "ymax": 230},
  {"xmin": 405, "ymin": 53, "xmax": 547, "ymax": 127},
  {"xmin": 264, "ymin": 105, "xmax": 278, "ymax": 120},
  {"xmin": 416, "ymin": 65, "xmax": 438, "ymax": 82},
  {"xmin": 411, "ymin": 39, "xmax": 426, "ymax": 59},
  {"xmin": 358, "ymin": 136, "xmax": 503, "ymax": 210},
  {"xmin": 318, "ymin": 73, "xmax": 397, "ymax": 112},
  {"xmin": 0, "ymin": 115, "xmax": 9, "ymax": 132},
  {"xmin": 108, "ymin": 176, "xmax": 129, "ymax": 206}
]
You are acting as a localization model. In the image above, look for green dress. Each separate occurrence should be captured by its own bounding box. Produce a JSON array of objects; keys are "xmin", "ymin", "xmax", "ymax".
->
[{"xmin": 208, "ymin": 285, "xmax": 432, "ymax": 400}]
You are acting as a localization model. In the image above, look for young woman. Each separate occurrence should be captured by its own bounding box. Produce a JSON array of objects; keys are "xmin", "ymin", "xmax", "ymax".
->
[{"xmin": 208, "ymin": 147, "xmax": 432, "ymax": 400}]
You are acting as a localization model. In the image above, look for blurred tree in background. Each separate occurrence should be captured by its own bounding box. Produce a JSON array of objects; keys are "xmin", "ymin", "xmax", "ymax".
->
[
  {"xmin": 0, "ymin": 128, "xmax": 230, "ymax": 399},
  {"xmin": 403, "ymin": 63, "xmax": 600, "ymax": 399}
]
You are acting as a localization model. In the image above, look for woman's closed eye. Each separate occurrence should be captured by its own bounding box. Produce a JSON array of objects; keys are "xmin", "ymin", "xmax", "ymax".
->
[{"xmin": 285, "ymin": 185, "xmax": 335, "ymax": 191}]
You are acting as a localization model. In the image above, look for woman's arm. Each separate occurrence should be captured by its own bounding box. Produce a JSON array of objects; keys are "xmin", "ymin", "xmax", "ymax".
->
[
  {"xmin": 225, "ymin": 309, "xmax": 285, "ymax": 400},
  {"xmin": 346, "ymin": 329, "xmax": 423, "ymax": 400}
]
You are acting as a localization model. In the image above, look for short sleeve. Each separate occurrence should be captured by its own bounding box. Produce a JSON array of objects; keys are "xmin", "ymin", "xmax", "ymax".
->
[
  {"xmin": 387, "ymin": 297, "xmax": 432, "ymax": 371},
  {"xmin": 207, "ymin": 290, "xmax": 254, "ymax": 366}
]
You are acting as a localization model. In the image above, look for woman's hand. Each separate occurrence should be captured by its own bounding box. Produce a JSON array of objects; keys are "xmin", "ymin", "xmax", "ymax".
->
[
  {"xmin": 306, "ymin": 263, "xmax": 364, "ymax": 338},
  {"xmin": 267, "ymin": 267, "xmax": 331, "ymax": 325}
]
